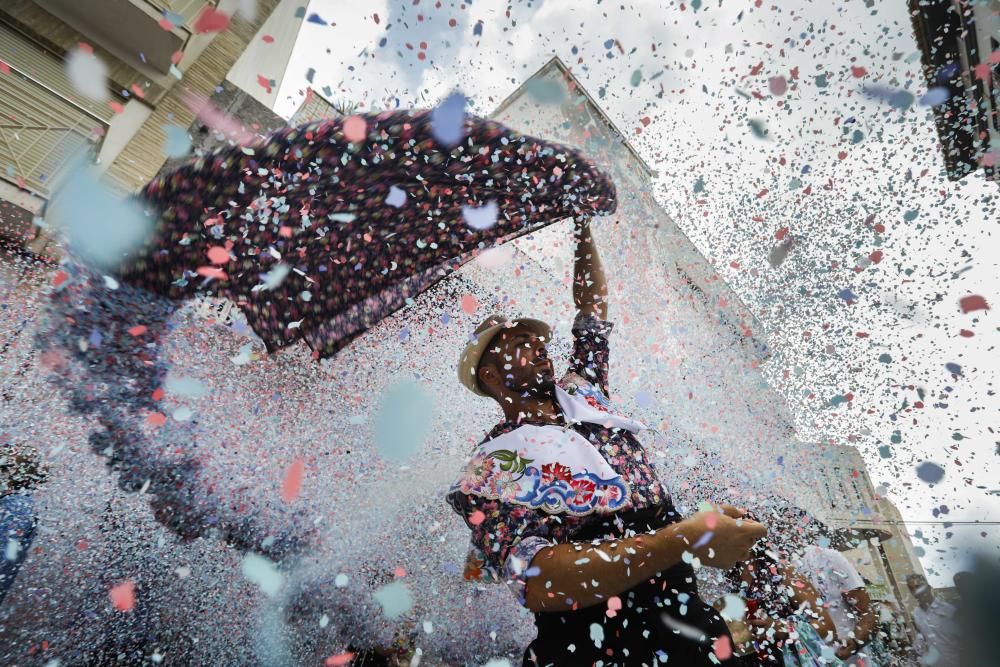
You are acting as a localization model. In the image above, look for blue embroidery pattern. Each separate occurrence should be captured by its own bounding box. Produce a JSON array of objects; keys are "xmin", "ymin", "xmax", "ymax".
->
[{"xmin": 451, "ymin": 451, "xmax": 630, "ymax": 516}]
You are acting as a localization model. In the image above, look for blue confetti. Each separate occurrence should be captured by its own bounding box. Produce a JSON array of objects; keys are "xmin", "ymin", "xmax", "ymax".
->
[
  {"xmin": 635, "ymin": 391, "xmax": 653, "ymax": 408},
  {"xmin": 837, "ymin": 289, "xmax": 858, "ymax": 302},
  {"xmin": 373, "ymin": 581, "xmax": 413, "ymax": 619},
  {"xmin": 473, "ymin": 20, "xmax": 483, "ymax": 36},
  {"xmin": 374, "ymin": 379, "xmax": 434, "ymax": 462},
  {"xmin": 945, "ymin": 362, "xmax": 962, "ymax": 375},
  {"xmin": 916, "ymin": 461, "xmax": 944, "ymax": 484},
  {"xmin": 306, "ymin": 12, "xmax": 327, "ymax": 25},
  {"xmin": 161, "ymin": 124, "xmax": 191, "ymax": 158},
  {"xmin": 385, "ymin": 185, "xmax": 407, "ymax": 208},
  {"xmin": 431, "ymin": 91, "xmax": 466, "ymax": 148},
  {"xmin": 919, "ymin": 87, "xmax": 951, "ymax": 107}
]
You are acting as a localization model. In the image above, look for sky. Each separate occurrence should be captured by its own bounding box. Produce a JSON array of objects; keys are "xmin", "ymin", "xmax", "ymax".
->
[{"xmin": 268, "ymin": 0, "xmax": 999, "ymax": 586}]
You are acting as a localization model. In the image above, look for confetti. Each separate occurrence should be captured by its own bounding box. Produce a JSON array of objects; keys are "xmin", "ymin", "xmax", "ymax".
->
[
  {"xmin": 461, "ymin": 201, "xmax": 498, "ymax": 230},
  {"xmin": 161, "ymin": 124, "xmax": 191, "ymax": 158},
  {"xmin": 281, "ymin": 458, "xmax": 305, "ymax": 503},
  {"xmin": 385, "ymin": 185, "xmax": 407, "ymax": 208},
  {"xmin": 241, "ymin": 554, "xmax": 284, "ymax": 597},
  {"xmin": 959, "ymin": 295, "xmax": 989, "ymax": 313},
  {"xmin": 342, "ymin": 115, "xmax": 367, "ymax": 143},
  {"xmin": 109, "ymin": 581, "xmax": 135, "ymax": 612},
  {"xmin": 193, "ymin": 7, "xmax": 231, "ymax": 33},
  {"xmin": 916, "ymin": 462, "xmax": 945, "ymax": 484},
  {"xmin": 373, "ymin": 581, "xmax": 413, "ymax": 619},
  {"xmin": 374, "ymin": 380, "xmax": 434, "ymax": 463},
  {"xmin": 65, "ymin": 47, "xmax": 108, "ymax": 102},
  {"xmin": 431, "ymin": 92, "xmax": 467, "ymax": 148}
]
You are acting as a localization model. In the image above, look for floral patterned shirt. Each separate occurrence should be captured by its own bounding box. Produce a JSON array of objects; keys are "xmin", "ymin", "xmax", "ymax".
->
[{"xmin": 446, "ymin": 313, "xmax": 669, "ymax": 606}]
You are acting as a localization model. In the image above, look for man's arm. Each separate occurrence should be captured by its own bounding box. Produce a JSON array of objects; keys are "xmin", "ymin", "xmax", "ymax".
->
[
  {"xmin": 523, "ymin": 507, "xmax": 766, "ymax": 613},
  {"xmin": 836, "ymin": 587, "xmax": 877, "ymax": 660},
  {"xmin": 573, "ymin": 219, "xmax": 608, "ymax": 320},
  {"xmin": 785, "ymin": 567, "xmax": 839, "ymax": 642}
]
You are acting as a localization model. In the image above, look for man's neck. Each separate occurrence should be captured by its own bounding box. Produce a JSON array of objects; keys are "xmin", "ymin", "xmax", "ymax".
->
[{"xmin": 501, "ymin": 391, "xmax": 561, "ymax": 424}]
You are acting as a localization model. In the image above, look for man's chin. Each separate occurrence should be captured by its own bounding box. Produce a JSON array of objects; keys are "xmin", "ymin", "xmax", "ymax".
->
[{"xmin": 526, "ymin": 377, "xmax": 556, "ymax": 396}]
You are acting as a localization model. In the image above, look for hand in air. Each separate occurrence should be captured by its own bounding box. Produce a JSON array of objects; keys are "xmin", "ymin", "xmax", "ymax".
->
[{"xmin": 680, "ymin": 503, "xmax": 767, "ymax": 569}]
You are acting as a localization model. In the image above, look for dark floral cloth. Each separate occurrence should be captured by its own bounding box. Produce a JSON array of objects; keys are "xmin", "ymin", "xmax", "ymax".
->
[
  {"xmin": 116, "ymin": 110, "xmax": 616, "ymax": 359},
  {"xmin": 446, "ymin": 313, "xmax": 669, "ymax": 605}
]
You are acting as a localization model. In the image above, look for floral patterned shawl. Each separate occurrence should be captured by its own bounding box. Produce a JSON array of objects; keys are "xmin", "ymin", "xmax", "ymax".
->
[{"xmin": 115, "ymin": 109, "xmax": 616, "ymax": 359}]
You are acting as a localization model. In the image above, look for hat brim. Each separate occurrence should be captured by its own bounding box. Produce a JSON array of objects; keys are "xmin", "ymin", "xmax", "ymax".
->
[{"xmin": 458, "ymin": 318, "xmax": 552, "ymax": 396}]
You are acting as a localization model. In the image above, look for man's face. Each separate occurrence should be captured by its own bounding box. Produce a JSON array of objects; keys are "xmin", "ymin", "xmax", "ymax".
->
[
  {"xmin": 482, "ymin": 326, "xmax": 555, "ymax": 397},
  {"xmin": 907, "ymin": 575, "xmax": 933, "ymax": 604}
]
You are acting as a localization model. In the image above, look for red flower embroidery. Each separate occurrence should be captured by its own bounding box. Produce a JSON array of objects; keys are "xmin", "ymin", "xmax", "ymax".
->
[
  {"xmin": 569, "ymin": 478, "xmax": 597, "ymax": 504},
  {"xmin": 541, "ymin": 462, "xmax": 572, "ymax": 485},
  {"xmin": 583, "ymin": 395, "xmax": 609, "ymax": 412}
]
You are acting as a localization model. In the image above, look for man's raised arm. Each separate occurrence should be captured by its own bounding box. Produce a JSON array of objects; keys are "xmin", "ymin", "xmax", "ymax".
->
[{"xmin": 573, "ymin": 219, "xmax": 608, "ymax": 320}]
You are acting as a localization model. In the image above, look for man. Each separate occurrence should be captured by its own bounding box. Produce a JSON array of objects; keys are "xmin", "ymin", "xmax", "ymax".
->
[
  {"xmin": 0, "ymin": 441, "xmax": 45, "ymax": 605},
  {"xmin": 446, "ymin": 219, "xmax": 767, "ymax": 666},
  {"xmin": 796, "ymin": 544, "xmax": 878, "ymax": 665},
  {"xmin": 907, "ymin": 573, "xmax": 960, "ymax": 666}
]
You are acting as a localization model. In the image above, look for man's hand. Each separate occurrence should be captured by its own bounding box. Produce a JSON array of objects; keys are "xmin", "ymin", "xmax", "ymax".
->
[
  {"xmin": 835, "ymin": 638, "xmax": 861, "ymax": 660},
  {"xmin": 747, "ymin": 615, "xmax": 790, "ymax": 643},
  {"xmin": 672, "ymin": 505, "xmax": 767, "ymax": 570}
]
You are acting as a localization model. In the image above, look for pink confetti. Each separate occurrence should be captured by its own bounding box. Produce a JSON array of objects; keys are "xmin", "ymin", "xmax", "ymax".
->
[
  {"xmin": 256, "ymin": 74, "xmax": 272, "ymax": 93},
  {"xmin": 0, "ymin": 60, "xmax": 10, "ymax": 75},
  {"xmin": 110, "ymin": 580, "xmax": 135, "ymax": 611},
  {"xmin": 468, "ymin": 510, "xmax": 486, "ymax": 525},
  {"xmin": 959, "ymin": 295, "xmax": 990, "ymax": 313},
  {"xmin": 207, "ymin": 246, "xmax": 230, "ymax": 264},
  {"xmin": 325, "ymin": 654, "xmax": 355, "ymax": 667},
  {"xmin": 394, "ymin": 566, "xmax": 407, "ymax": 578},
  {"xmin": 280, "ymin": 458, "xmax": 304, "ymax": 503},
  {"xmin": 768, "ymin": 76, "xmax": 787, "ymax": 96},
  {"xmin": 52, "ymin": 270, "xmax": 68, "ymax": 287},
  {"xmin": 109, "ymin": 101, "xmax": 124, "ymax": 114},
  {"xmin": 261, "ymin": 35, "xmax": 275, "ymax": 43},
  {"xmin": 193, "ymin": 7, "xmax": 231, "ymax": 34},
  {"xmin": 712, "ymin": 635, "xmax": 733, "ymax": 660},
  {"xmin": 196, "ymin": 266, "xmax": 228, "ymax": 280},
  {"xmin": 171, "ymin": 50, "xmax": 184, "ymax": 65},
  {"xmin": 342, "ymin": 115, "xmax": 368, "ymax": 143},
  {"xmin": 180, "ymin": 90, "xmax": 255, "ymax": 146},
  {"xmin": 851, "ymin": 65, "xmax": 868, "ymax": 78},
  {"xmin": 606, "ymin": 596, "xmax": 622, "ymax": 618},
  {"xmin": 128, "ymin": 325, "xmax": 148, "ymax": 336},
  {"xmin": 704, "ymin": 512, "xmax": 718, "ymax": 529},
  {"xmin": 461, "ymin": 294, "xmax": 479, "ymax": 315},
  {"xmin": 147, "ymin": 413, "xmax": 166, "ymax": 427}
]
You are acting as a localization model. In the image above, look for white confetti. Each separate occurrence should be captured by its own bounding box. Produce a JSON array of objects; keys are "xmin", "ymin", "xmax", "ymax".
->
[{"xmin": 65, "ymin": 47, "xmax": 108, "ymax": 101}]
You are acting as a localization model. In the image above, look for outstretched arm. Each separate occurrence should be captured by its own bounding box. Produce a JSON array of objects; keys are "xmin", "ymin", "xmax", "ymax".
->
[
  {"xmin": 573, "ymin": 219, "xmax": 608, "ymax": 320},
  {"xmin": 837, "ymin": 587, "xmax": 877, "ymax": 660}
]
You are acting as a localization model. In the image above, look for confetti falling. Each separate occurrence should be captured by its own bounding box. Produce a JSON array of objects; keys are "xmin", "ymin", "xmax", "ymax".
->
[{"xmin": 0, "ymin": 0, "xmax": 997, "ymax": 665}]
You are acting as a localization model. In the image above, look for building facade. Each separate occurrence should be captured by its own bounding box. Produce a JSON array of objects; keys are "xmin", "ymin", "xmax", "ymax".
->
[
  {"xmin": 811, "ymin": 444, "xmax": 928, "ymax": 638},
  {"xmin": 0, "ymin": 0, "xmax": 282, "ymax": 263},
  {"xmin": 909, "ymin": 0, "xmax": 1000, "ymax": 182}
]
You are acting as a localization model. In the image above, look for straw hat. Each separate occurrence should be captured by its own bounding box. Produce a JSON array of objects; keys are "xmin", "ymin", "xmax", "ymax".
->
[{"xmin": 457, "ymin": 314, "xmax": 552, "ymax": 397}]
